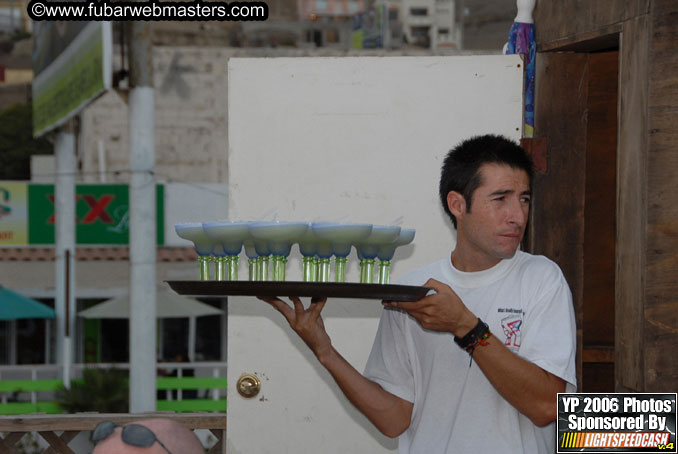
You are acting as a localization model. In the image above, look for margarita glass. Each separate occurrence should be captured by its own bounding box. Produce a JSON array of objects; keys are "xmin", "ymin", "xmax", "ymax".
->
[
  {"xmin": 312, "ymin": 223, "xmax": 373, "ymax": 282},
  {"xmin": 203, "ymin": 221, "xmax": 250, "ymax": 281},
  {"xmin": 175, "ymin": 223, "xmax": 219, "ymax": 281},
  {"xmin": 356, "ymin": 225, "xmax": 401, "ymax": 284},
  {"xmin": 249, "ymin": 221, "xmax": 309, "ymax": 281},
  {"xmin": 376, "ymin": 228, "xmax": 415, "ymax": 284},
  {"xmin": 297, "ymin": 228, "xmax": 319, "ymax": 282}
]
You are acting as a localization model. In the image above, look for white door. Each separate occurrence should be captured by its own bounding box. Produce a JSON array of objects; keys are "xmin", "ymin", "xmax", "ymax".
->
[{"xmin": 227, "ymin": 55, "xmax": 523, "ymax": 453}]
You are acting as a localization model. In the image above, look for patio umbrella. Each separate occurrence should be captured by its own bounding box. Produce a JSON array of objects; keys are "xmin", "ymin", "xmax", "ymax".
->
[
  {"xmin": 0, "ymin": 285, "xmax": 55, "ymax": 320},
  {"xmin": 78, "ymin": 285, "xmax": 223, "ymax": 361},
  {"xmin": 78, "ymin": 286, "xmax": 222, "ymax": 319}
]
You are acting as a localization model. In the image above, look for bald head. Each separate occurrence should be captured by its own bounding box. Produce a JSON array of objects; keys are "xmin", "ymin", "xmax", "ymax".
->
[{"xmin": 92, "ymin": 418, "xmax": 204, "ymax": 454}]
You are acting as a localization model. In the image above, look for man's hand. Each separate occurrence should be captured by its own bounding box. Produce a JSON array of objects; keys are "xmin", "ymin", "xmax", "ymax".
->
[
  {"xmin": 258, "ymin": 296, "xmax": 332, "ymax": 360},
  {"xmin": 383, "ymin": 278, "xmax": 477, "ymax": 337},
  {"xmin": 258, "ymin": 294, "xmax": 414, "ymax": 436}
]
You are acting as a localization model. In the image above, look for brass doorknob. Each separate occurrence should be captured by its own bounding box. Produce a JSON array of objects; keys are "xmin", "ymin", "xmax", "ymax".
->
[{"xmin": 236, "ymin": 373, "xmax": 261, "ymax": 398}]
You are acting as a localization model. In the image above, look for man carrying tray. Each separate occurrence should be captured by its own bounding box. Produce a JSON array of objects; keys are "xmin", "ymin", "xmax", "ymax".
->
[{"xmin": 260, "ymin": 134, "xmax": 577, "ymax": 453}]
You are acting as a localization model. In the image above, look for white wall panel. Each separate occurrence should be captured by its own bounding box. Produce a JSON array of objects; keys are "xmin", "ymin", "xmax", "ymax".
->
[{"xmin": 227, "ymin": 55, "xmax": 522, "ymax": 453}]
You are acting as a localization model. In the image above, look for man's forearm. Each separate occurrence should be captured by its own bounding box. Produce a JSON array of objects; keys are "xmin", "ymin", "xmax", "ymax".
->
[
  {"xmin": 472, "ymin": 335, "xmax": 565, "ymax": 426},
  {"xmin": 317, "ymin": 346, "xmax": 413, "ymax": 438}
]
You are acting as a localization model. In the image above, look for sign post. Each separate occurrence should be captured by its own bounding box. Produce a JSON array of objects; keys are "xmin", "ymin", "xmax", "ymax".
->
[{"xmin": 128, "ymin": 20, "xmax": 157, "ymax": 414}]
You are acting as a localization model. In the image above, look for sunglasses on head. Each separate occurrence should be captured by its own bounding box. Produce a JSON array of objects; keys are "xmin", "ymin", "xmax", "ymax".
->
[{"xmin": 91, "ymin": 420, "xmax": 173, "ymax": 453}]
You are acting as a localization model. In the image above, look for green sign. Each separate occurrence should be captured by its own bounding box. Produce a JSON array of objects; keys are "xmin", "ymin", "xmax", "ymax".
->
[
  {"xmin": 32, "ymin": 22, "xmax": 112, "ymax": 136},
  {"xmin": 28, "ymin": 184, "xmax": 164, "ymax": 245}
]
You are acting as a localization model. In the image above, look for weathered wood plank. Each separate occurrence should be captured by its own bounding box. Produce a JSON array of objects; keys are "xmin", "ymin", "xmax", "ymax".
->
[
  {"xmin": 44, "ymin": 431, "xmax": 78, "ymax": 454},
  {"xmin": 37, "ymin": 432, "xmax": 75, "ymax": 454},
  {"xmin": 649, "ymin": 5, "xmax": 678, "ymax": 108},
  {"xmin": 537, "ymin": 24, "xmax": 622, "ymax": 52},
  {"xmin": 583, "ymin": 51, "xmax": 618, "ymax": 350},
  {"xmin": 0, "ymin": 432, "xmax": 23, "ymax": 454},
  {"xmin": 531, "ymin": 51, "xmax": 589, "ymax": 391},
  {"xmin": 643, "ymin": 0, "xmax": 678, "ymax": 392},
  {"xmin": 0, "ymin": 433, "xmax": 23, "ymax": 447},
  {"xmin": 582, "ymin": 347, "xmax": 615, "ymax": 363},
  {"xmin": 616, "ymin": 13, "xmax": 651, "ymax": 392},
  {"xmin": 208, "ymin": 429, "xmax": 224, "ymax": 454},
  {"xmin": 0, "ymin": 440, "xmax": 16, "ymax": 454},
  {"xmin": 0, "ymin": 413, "xmax": 226, "ymax": 432},
  {"xmin": 534, "ymin": 0, "xmax": 650, "ymax": 47}
]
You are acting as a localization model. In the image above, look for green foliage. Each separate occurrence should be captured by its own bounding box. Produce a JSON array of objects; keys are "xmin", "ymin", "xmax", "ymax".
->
[
  {"xmin": 0, "ymin": 104, "xmax": 53, "ymax": 180},
  {"xmin": 55, "ymin": 368, "xmax": 129, "ymax": 413},
  {"xmin": 11, "ymin": 30, "xmax": 31, "ymax": 41}
]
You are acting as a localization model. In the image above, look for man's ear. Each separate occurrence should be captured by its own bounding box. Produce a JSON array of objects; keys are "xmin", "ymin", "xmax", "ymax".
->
[{"xmin": 446, "ymin": 191, "xmax": 466, "ymax": 219}]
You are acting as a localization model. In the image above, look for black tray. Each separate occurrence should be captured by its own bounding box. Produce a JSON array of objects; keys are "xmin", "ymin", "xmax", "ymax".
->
[{"xmin": 166, "ymin": 281, "xmax": 431, "ymax": 301}]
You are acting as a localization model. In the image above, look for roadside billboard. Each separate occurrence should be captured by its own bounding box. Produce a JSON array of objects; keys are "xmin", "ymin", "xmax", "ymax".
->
[
  {"xmin": 32, "ymin": 21, "xmax": 112, "ymax": 136},
  {"xmin": 0, "ymin": 183, "xmax": 164, "ymax": 246},
  {"xmin": 0, "ymin": 182, "xmax": 29, "ymax": 244}
]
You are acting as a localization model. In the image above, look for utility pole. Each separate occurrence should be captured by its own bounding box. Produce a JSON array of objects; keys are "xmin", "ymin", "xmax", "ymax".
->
[
  {"xmin": 54, "ymin": 122, "xmax": 76, "ymax": 387},
  {"xmin": 127, "ymin": 21, "xmax": 157, "ymax": 413}
]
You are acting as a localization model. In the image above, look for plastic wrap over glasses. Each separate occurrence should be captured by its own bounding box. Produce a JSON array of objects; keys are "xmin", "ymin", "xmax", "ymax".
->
[{"xmin": 90, "ymin": 420, "xmax": 173, "ymax": 453}]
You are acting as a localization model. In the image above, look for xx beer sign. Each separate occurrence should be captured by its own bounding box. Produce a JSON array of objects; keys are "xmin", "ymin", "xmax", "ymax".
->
[{"xmin": 27, "ymin": 184, "xmax": 164, "ymax": 245}]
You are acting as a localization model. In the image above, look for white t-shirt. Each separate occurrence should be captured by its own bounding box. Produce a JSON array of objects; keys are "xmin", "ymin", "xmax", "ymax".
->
[{"xmin": 363, "ymin": 251, "xmax": 577, "ymax": 454}]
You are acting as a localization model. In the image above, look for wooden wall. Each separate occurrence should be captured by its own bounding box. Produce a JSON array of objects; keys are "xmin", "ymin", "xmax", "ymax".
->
[
  {"xmin": 617, "ymin": 14, "xmax": 649, "ymax": 392},
  {"xmin": 534, "ymin": 0, "xmax": 650, "ymax": 50},
  {"xmin": 529, "ymin": 52, "xmax": 588, "ymax": 390},
  {"xmin": 533, "ymin": 0, "xmax": 678, "ymax": 392},
  {"xmin": 644, "ymin": 0, "xmax": 678, "ymax": 391}
]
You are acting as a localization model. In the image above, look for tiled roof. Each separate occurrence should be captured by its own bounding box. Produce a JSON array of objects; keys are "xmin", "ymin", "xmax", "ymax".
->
[{"xmin": 0, "ymin": 247, "xmax": 197, "ymax": 262}]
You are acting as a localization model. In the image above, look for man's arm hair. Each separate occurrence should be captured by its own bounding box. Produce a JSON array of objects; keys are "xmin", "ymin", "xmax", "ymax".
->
[
  {"xmin": 258, "ymin": 296, "xmax": 413, "ymax": 437},
  {"xmin": 472, "ymin": 336, "xmax": 565, "ymax": 426},
  {"xmin": 318, "ymin": 345, "xmax": 413, "ymax": 437}
]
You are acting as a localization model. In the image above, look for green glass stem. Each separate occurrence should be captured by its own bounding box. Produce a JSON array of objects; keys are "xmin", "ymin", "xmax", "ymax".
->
[
  {"xmin": 198, "ymin": 256, "xmax": 211, "ymax": 281},
  {"xmin": 318, "ymin": 258, "xmax": 331, "ymax": 282},
  {"xmin": 360, "ymin": 259, "xmax": 376, "ymax": 284},
  {"xmin": 258, "ymin": 256, "xmax": 270, "ymax": 281},
  {"xmin": 228, "ymin": 255, "xmax": 239, "ymax": 281},
  {"xmin": 335, "ymin": 257, "xmax": 348, "ymax": 283},
  {"xmin": 312, "ymin": 257, "xmax": 319, "ymax": 282},
  {"xmin": 214, "ymin": 256, "xmax": 227, "ymax": 281},
  {"xmin": 378, "ymin": 260, "xmax": 391, "ymax": 285},
  {"xmin": 302, "ymin": 256, "xmax": 315, "ymax": 282},
  {"xmin": 248, "ymin": 258, "xmax": 257, "ymax": 281},
  {"xmin": 272, "ymin": 255, "xmax": 288, "ymax": 281}
]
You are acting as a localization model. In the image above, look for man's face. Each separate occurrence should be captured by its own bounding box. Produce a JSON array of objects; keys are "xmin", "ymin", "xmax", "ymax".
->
[{"xmin": 452, "ymin": 163, "xmax": 531, "ymax": 270}]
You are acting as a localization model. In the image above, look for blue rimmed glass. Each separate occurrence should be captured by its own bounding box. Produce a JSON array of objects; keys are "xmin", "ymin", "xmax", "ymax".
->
[{"xmin": 175, "ymin": 223, "xmax": 218, "ymax": 281}]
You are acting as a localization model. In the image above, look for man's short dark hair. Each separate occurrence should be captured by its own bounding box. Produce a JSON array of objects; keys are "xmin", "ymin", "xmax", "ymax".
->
[{"xmin": 439, "ymin": 134, "xmax": 534, "ymax": 228}]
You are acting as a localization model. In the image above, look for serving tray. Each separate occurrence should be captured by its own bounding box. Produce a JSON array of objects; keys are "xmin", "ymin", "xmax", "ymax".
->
[{"xmin": 166, "ymin": 281, "xmax": 431, "ymax": 301}]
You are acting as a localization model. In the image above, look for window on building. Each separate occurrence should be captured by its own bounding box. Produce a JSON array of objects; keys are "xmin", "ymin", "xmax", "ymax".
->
[
  {"xmin": 326, "ymin": 28, "xmax": 340, "ymax": 43},
  {"xmin": 389, "ymin": 8, "xmax": 399, "ymax": 20},
  {"xmin": 410, "ymin": 26, "xmax": 431, "ymax": 47},
  {"xmin": 305, "ymin": 29, "xmax": 324, "ymax": 47},
  {"xmin": 410, "ymin": 7, "xmax": 428, "ymax": 16}
]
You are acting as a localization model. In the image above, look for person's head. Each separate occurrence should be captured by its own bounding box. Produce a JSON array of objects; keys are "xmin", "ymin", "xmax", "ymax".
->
[
  {"xmin": 439, "ymin": 134, "xmax": 533, "ymax": 229},
  {"xmin": 439, "ymin": 135, "xmax": 534, "ymax": 269},
  {"xmin": 91, "ymin": 418, "xmax": 204, "ymax": 454}
]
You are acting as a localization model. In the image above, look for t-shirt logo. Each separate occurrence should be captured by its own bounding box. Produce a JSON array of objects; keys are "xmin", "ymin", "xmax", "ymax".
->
[{"xmin": 501, "ymin": 315, "xmax": 522, "ymax": 350}]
